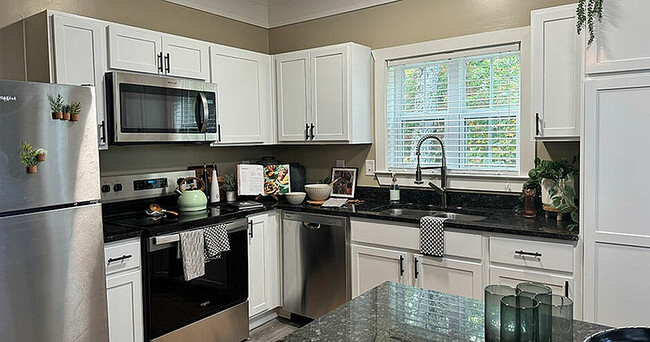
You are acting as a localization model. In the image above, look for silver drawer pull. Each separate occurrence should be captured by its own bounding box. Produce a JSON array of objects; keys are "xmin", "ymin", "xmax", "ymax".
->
[
  {"xmin": 515, "ymin": 250, "xmax": 542, "ymax": 258},
  {"xmin": 107, "ymin": 254, "xmax": 132, "ymax": 264}
]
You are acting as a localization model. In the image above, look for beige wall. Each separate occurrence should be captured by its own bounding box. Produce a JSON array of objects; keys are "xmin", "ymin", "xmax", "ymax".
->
[{"xmin": 0, "ymin": 0, "xmax": 268, "ymax": 53}]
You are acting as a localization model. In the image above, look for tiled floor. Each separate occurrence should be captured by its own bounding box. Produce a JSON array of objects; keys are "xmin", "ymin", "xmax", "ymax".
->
[{"xmin": 248, "ymin": 318, "xmax": 303, "ymax": 342}]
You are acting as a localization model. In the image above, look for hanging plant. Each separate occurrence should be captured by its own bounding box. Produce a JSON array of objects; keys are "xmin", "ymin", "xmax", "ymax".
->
[{"xmin": 577, "ymin": 0, "xmax": 604, "ymax": 45}]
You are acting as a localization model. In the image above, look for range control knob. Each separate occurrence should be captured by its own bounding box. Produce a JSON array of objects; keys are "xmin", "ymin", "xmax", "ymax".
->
[
  {"xmin": 113, "ymin": 183, "xmax": 123, "ymax": 192},
  {"xmin": 101, "ymin": 185, "xmax": 111, "ymax": 193}
]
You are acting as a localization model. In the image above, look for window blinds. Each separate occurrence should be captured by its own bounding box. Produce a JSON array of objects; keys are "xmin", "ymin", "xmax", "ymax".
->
[{"xmin": 386, "ymin": 43, "xmax": 521, "ymax": 173}]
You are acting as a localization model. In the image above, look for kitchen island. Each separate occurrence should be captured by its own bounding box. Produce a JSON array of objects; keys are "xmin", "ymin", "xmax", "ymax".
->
[{"xmin": 282, "ymin": 282, "xmax": 608, "ymax": 342}]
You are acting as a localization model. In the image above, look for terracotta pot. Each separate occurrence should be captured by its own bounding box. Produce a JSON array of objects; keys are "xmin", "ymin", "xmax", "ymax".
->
[
  {"xmin": 70, "ymin": 113, "xmax": 79, "ymax": 122},
  {"xmin": 36, "ymin": 153, "xmax": 46, "ymax": 162},
  {"xmin": 26, "ymin": 165, "xmax": 37, "ymax": 173},
  {"xmin": 62, "ymin": 112, "xmax": 71, "ymax": 121},
  {"xmin": 53, "ymin": 111, "xmax": 63, "ymax": 120}
]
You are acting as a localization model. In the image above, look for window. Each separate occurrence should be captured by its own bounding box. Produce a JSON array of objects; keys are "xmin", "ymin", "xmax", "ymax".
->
[{"xmin": 386, "ymin": 44, "xmax": 521, "ymax": 174}]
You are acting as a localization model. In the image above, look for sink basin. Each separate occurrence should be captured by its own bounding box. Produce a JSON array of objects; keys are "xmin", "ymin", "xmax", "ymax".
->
[{"xmin": 376, "ymin": 206, "xmax": 486, "ymax": 222}]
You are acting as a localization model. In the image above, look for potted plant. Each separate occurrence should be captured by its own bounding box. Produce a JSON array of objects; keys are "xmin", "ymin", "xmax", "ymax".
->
[
  {"xmin": 221, "ymin": 173, "xmax": 237, "ymax": 202},
  {"xmin": 35, "ymin": 148, "xmax": 48, "ymax": 162},
  {"xmin": 550, "ymin": 173, "xmax": 579, "ymax": 231},
  {"xmin": 62, "ymin": 104, "xmax": 71, "ymax": 121},
  {"xmin": 20, "ymin": 142, "xmax": 39, "ymax": 173},
  {"xmin": 49, "ymin": 94, "xmax": 64, "ymax": 120},
  {"xmin": 70, "ymin": 101, "xmax": 81, "ymax": 122},
  {"xmin": 523, "ymin": 158, "xmax": 578, "ymax": 206}
]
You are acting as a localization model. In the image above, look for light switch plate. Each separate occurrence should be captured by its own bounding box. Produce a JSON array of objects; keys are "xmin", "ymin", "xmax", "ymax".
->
[
  {"xmin": 365, "ymin": 160, "xmax": 375, "ymax": 176},
  {"xmin": 336, "ymin": 160, "xmax": 345, "ymax": 167}
]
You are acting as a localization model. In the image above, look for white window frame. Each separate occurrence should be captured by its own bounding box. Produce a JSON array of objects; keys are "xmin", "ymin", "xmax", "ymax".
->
[{"xmin": 373, "ymin": 27, "xmax": 534, "ymax": 193}]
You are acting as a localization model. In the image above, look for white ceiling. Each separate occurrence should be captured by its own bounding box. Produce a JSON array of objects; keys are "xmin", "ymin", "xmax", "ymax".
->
[{"xmin": 165, "ymin": 0, "xmax": 399, "ymax": 28}]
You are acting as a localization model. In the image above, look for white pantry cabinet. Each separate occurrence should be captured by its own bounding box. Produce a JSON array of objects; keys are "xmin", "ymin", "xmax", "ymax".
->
[
  {"xmin": 210, "ymin": 45, "xmax": 273, "ymax": 145},
  {"xmin": 585, "ymin": 0, "xmax": 650, "ymax": 74},
  {"xmin": 583, "ymin": 74, "xmax": 650, "ymax": 326},
  {"xmin": 247, "ymin": 212, "xmax": 280, "ymax": 319},
  {"xmin": 51, "ymin": 13, "xmax": 108, "ymax": 149},
  {"xmin": 531, "ymin": 4, "xmax": 582, "ymax": 140},
  {"xmin": 275, "ymin": 43, "xmax": 372, "ymax": 144},
  {"xmin": 108, "ymin": 25, "xmax": 209, "ymax": 80},
  {"xmin": 104, "ymin": 238, "xmax": 144, "ymax": 342}
]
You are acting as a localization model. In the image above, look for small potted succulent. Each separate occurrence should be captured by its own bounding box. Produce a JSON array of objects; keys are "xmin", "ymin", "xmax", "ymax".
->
[
  {"xmin": 222, "ymin": 173, "xmax": 237, "ymax": 203},
  {"xmin": 62, "ymin": 104, "xmax": 71, "ymax": 121},
  {"xmin": 20, "ymin": 142, "xmax": 39, "ymax": 173},
  {"xmin": 35, "ymin": 148, "xmax": 48, "ymax": 162},
  {"xmin": 49, "ymin": 94, "xmax": 64, "ymax": 120},
  {"xmin": 70, "ymin": 101, "xmax": 81, "ymax": 122}
]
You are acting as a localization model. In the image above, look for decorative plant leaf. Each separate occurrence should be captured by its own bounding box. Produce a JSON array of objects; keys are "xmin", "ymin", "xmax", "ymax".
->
[
  {"xmin": 577, "ymin": 0, "xmax": 604, "ymax": 45},
  {"xmin": 70, "ymin": 101, "xmax": 82, "ymax": 115},
  {"xmin": 49, "ymin": 94, "xmax": 64, "ymax": 112},
  {"xmin": 19, "ymin": 142, "xmax": 39, "ymax": 167}
]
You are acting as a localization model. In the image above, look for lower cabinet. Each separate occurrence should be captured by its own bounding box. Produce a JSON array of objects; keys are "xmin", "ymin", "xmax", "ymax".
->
[
  {"xmin": 351, "ymin": 244, "xmax": 408, "ymax": 297},
  {"xmin": 489, "ymin": 266, "xmax": 573, "ymax": 299},
  {"xmin": 415, "ymin": 254, "xmax": 483, "ymax": 300},
  {"xmin": 248, "ymin": 212, "xmax": 281, "ymax": 320},
  {"xmin": 104, "ymin": 238, "xmax": 144, "ymax": 342}
]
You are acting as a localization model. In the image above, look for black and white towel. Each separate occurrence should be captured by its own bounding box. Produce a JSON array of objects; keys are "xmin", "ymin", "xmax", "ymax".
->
[
  {"xmin": 204, "ymin": 223, "xmax": 230, "ymax": 262},
  {"xmin": 420, "ymin": 216, "xmax": 446, "ymax": 257},
  {"xmin": 178, "ymin": 229, "xmax": 205, "ymax": 281}
]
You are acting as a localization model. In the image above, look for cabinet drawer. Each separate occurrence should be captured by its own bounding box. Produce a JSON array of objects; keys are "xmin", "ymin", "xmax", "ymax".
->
[
  {"xmin": 105, "ymin": 238, "xmax": 141, "ymax": 276},
  {"xmin": 489, "ymin": 237, "xmax": 573, "ymax": 273},
  {"xmin": 350, "ymin": 219, "xmax": 482, "ymax": 260}
]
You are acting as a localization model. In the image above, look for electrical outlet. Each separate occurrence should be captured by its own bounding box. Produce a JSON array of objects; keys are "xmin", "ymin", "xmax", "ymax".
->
[
  {"xmin": 365, "ymin": 160, "xmax": 375, "ymax": 176},
  {"xmin": 336, "ymin": 160, "xmax": 345, "ymax": 167}
]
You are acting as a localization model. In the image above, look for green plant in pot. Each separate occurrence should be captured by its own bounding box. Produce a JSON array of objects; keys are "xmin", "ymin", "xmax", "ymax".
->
[
  {"xmin": 70, "ymin": 101, "xmax": 81, "ymax": 122},
  {"xmin": 62, "ymin": 104, "xmax": 71, "ymax": 121},
  {"xmin": 49, "ymin": 94, "xmax": 64, "ymax": 120},
  {"xmin": 20, "ymin": 142, "xmax": 39, "ymax": 173},
  {"xmin": 222, "ymin": 173, "xmax": 237, "ymax": 202},
  {"xmin": 549, "ymin": 173, "xmax": 579, "ymax": 231}
]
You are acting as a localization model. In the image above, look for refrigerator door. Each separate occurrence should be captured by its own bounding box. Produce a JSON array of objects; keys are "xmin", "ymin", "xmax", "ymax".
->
[
  {"xmin": 0, "ymin": 80, "xmax": 100, "ymax": 215},
  {"xmin": 0, "ymin": 203, "xmax": 108, "ymax": 342}
]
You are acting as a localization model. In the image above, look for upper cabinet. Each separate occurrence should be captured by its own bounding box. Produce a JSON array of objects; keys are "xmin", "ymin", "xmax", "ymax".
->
[
  {"xmin": 108, "ymin": 25, "xmax": 209, "ymax": 80},
  {"xmin": 586, "ymin": 0, "xmax": 650, "ymax": 74},
  {"xmin": 210, "ymin": 45, "xmax": 273, "ymax": 145},
  {"xmin": 275, "ymin": 43, "xmax": 372, "ymax": 144},
  {"xmin": 531, "ymin": 4, "xmax": 583, "ymax": 140}
]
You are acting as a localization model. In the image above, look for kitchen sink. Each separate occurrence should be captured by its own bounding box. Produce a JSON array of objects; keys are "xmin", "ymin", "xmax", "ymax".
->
[{"xmin": 374, "ymin": 205, "xmax": 487, "ymax": 222}]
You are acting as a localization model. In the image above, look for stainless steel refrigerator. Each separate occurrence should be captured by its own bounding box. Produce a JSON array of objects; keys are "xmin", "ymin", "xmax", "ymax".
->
[{"xmin": 0, "ymin": 80, "xmax": 108, "ymax": 341}]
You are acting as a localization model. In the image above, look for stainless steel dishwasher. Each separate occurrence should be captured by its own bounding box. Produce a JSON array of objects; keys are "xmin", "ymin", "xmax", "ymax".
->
[{"xmin": 282, "ymin": 211, "xmax": 350, "ymax": 319}]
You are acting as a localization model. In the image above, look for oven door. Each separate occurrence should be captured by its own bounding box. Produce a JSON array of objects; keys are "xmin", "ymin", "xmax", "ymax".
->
[
  {"xmin": 110, "ymin": 72, "xmax": 218, "ymax": 143},
  {"xmin": 144, "ymin": 222, "xmax": 247, "ymax": 340}
]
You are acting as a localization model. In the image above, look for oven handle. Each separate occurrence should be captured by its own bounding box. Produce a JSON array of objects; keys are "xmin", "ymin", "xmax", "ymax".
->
[
  {"xmin": 198, "ymin": 92, "xmax": 209, "ymax": 133},
  {"xmin": 148, "ymin": 220, "xmax": 248, "ymax": 252}
]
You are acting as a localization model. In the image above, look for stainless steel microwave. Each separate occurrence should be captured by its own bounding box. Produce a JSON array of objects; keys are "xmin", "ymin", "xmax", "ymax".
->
[{"xmin": 107, "ymin": 72, "xmax": 218, "ymax": 143}]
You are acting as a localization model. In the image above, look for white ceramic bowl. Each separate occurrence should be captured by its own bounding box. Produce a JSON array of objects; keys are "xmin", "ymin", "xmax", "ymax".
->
[
  {"xmin": 285, "ymin": 192, "xmax": 306, "ymax": 205},
  {"xmin": 304, "ymin": 184, "xmax": 332, "ymax": 201}
]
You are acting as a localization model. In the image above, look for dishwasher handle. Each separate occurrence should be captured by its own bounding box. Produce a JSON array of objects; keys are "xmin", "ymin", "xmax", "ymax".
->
[{"xmin": 302, "ymin": 222, "xmax": 321, "ymax": 230}]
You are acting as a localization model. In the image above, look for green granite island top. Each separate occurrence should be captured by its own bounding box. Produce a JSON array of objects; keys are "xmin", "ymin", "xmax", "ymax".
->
[{"xmin": 282, "ymin": 282, "xmax": 609, "ymax": 342}]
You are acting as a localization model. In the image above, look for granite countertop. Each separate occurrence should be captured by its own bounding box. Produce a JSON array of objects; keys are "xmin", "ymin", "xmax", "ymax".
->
[
  {"xmin": 283, "ymin": 281, "xmax": 608, "ymax": 342},
  {"xmin": 103, "ymin": 223, "xmax": 143, "ymax": 243}
]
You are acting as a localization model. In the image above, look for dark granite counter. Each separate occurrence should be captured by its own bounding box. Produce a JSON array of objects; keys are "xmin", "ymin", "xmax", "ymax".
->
[
  {"xmin": 283, "ymin": 281, "xmax": 608, "ymax": 342},
  {"xmin": 103, "ymin": 223, "xmax": 143, "ymax": 243}
]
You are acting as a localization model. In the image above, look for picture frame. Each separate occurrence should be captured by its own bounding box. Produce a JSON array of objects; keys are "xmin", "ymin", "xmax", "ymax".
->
[{"xmin": 330, "ymin": 167, "xmax": 358, "ymax": 198}]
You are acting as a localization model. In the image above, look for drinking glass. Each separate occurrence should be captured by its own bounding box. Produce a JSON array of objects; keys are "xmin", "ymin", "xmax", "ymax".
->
[
  {"xmin": 500, "ymin": 295, "xmax": 539, "ymax": 342},
  {"xmin": 484, "ymin": 285, "xmax": 519, "ymax": 342},
  {"xmin": 517, "ymin": 282, "xmax": 553, "ymax": 342},
  {"xmin": 536, "ymin": 294, "xmax": 574, "ymax": 342}
]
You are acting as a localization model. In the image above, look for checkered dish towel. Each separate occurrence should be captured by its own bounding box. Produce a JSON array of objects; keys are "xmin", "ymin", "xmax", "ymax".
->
[
  {"xmin": 420, "ymin": 216, "xmax": 446, "ymax": 257},
  {"xmin": 178, "ymin": 229, "xmax": 206, "ymax": 281},
  {"xmin": 204, "ymin": 223, "xmax": 230, "ymax": 262}
]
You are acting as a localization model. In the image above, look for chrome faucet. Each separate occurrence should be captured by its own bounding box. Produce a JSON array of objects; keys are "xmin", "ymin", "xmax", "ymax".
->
[{"xmin": 414, "ymin": 134, "xmax": 448, "ymax": 207}]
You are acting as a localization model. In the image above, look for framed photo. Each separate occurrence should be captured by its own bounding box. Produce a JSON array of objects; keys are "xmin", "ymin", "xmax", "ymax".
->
[{"xmin": 331, "ymin": 167, "xmax": 358, "ymax": 198}]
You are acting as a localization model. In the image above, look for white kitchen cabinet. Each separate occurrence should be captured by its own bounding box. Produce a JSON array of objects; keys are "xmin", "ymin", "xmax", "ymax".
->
[
  {"xmin": 210, "ymin": 45, "xmax": 273, "ymax": 144},
  {"xmin": 414, "ymin": 254, "xmax": 483, "ymax": 300},
  {"xmin": 275, "ymin": 42, "xmax": 372, "ymax": 144},
  {"xmin": 489, "ymin": 266, "xmax": 573, "ymax": 299},
  {"xmin": 248, "ymin": 212, "xmax": 280, "ymax": 318},
  {"xmin": 531, "ymin": 4, "xmax": 582, "ymax": 140},
  {"xmin": 108, "ymin": 25, "xmax": 209, "ymax": 80},
  {"xmin": 586, "ymin": 0, "xmax": 650, "ymax": 74},
  {"xmin": 51, "ymin": 13, "xmax": 108, "ymax": 149},
  {"xmin": 583, "ymin": 74, "xmax": 650, "ymax": 326},
  {"xmin": 351, "ymin": 244, "xmax": 408, "ymax": 297},
  {"xmin": 104, "ymin": 238, "xmax": 144, "ymax": 342}
]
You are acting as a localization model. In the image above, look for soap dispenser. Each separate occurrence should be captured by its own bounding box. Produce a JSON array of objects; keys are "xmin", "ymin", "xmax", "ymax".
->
[{"xmin": 390, "ymin": 173, "xmax": 400, "ymax": 203}]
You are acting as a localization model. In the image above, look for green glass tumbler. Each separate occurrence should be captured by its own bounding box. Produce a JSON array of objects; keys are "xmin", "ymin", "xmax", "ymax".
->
[
  {"xmin": 484, "ymin": 285, "xmax": 519, "ymax": 342},
  {"xmin": 500, "ymin": 295, "xmax": 539, "ymax": 342},
  {"xmin": 517, "ymin": 282, "xmax": 552, "ymax": 342},
  {"xmin": 536, "ymin": 294, "xmax": 574, "ymax": 342}
]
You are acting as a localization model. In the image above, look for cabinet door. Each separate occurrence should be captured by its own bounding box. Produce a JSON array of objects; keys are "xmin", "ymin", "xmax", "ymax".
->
[
  {"xmin": 275, "ymin": 52, "xmax": 309, "ymax": 142},
  {"xmin": 211, "ymin": 46, "xmax": 269, "ymax": 144},
  {"xmin": 531, "ymin": 5, "xmax": 581, "ymax": 139},
  {"xmin": 310, "ymin": 45, "xmax": 348, "ymax": 141},
  {"xmin": 584, "ymin": 75, "xmax": 650, "ymax": 325},
  {"xmin": 586, "ymin": 0, "xmax": 650, "ymax": 74},
  {"xmin": 106, "ymin": 270, "xmax": 144, "ymax": 342},
  {"xmin": 414, "ymin": 254, "xmax": 483, "ymax": 300},
  {"xmin": 51, "ymin": 14, "xmax": 108, "ymax": 150},
  {"xmin": 163, "ymin": 36, "xmax": 209, "ymax": 80},
  {"xmin": 248, "ymin": 213, "xmax": 269, "ymax": 317},
  {"xmin": 351, "ymin": 244, "xmax": 407, "ymax": 298},
  {"xmin": 108, "ymin": 25, "xmax": 162, "ymax": 74},
  {"xmin": 489, "ymin": 266, "xmax": 573, "ymax": 299}
]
